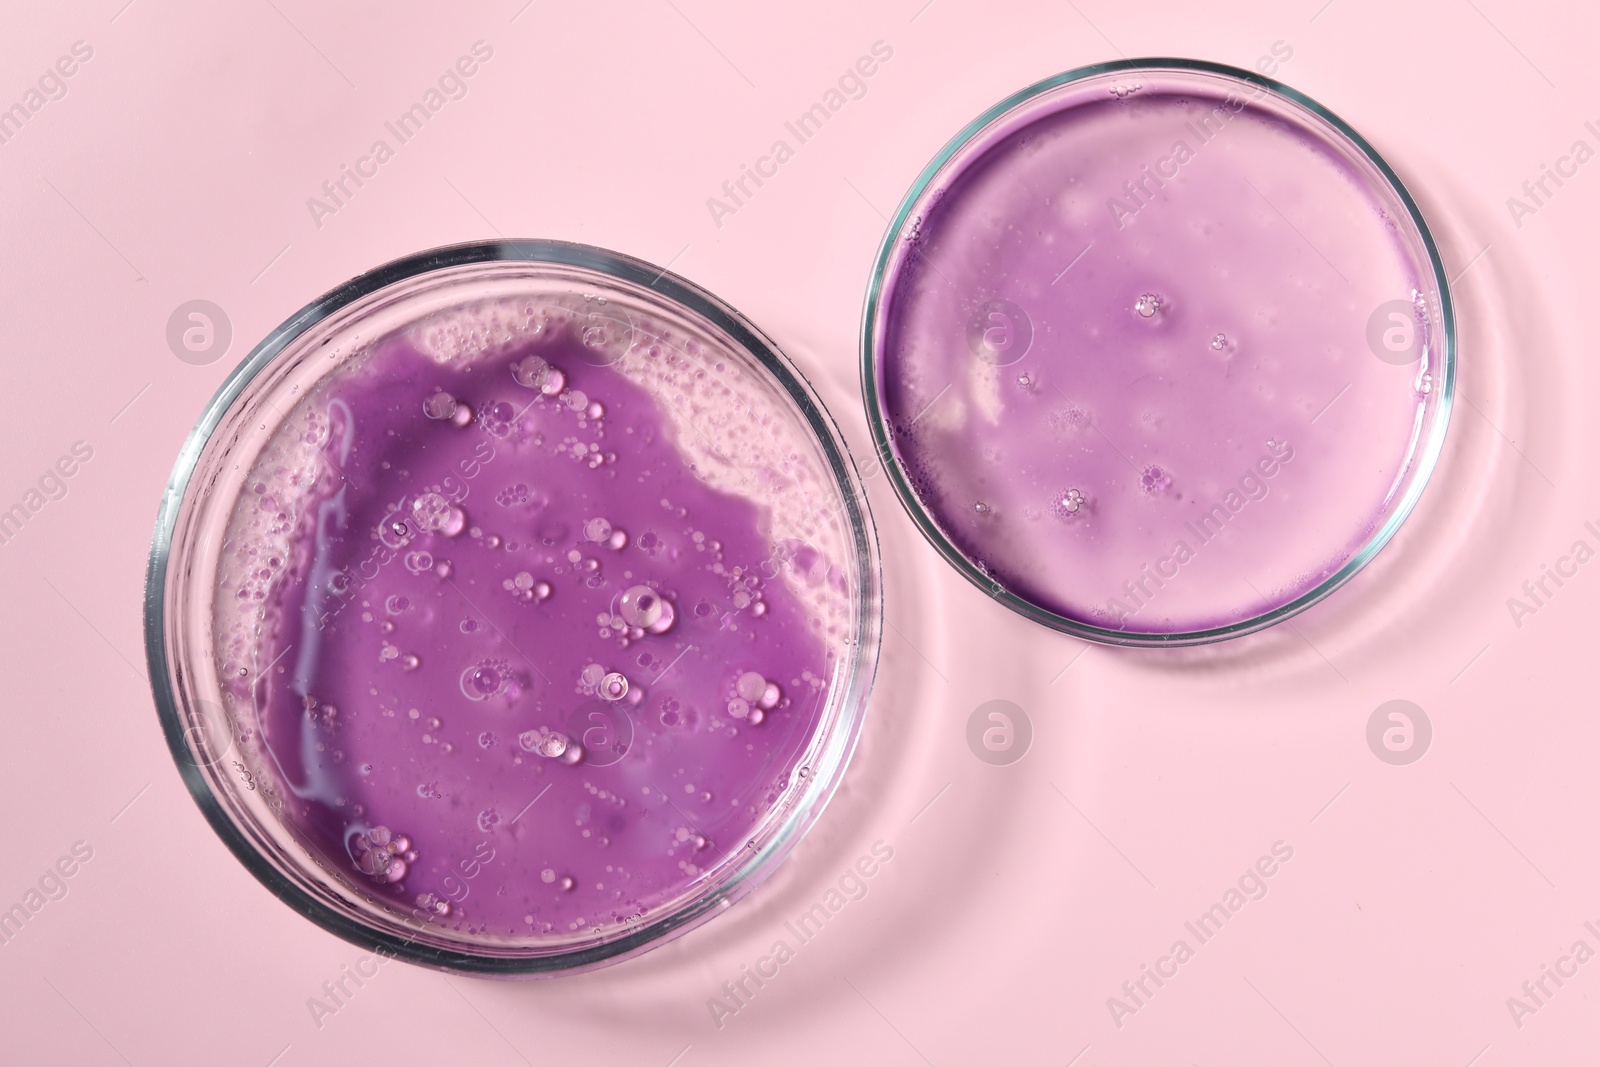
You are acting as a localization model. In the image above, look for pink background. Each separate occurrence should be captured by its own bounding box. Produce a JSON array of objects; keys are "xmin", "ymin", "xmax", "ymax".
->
[{"xmin": 0, "ymin": 0, "xmax": 1593, "ymax": 1063}]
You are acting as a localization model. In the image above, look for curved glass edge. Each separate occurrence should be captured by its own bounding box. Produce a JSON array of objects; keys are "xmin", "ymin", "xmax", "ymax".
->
[
  {"xmin": 858, "ymin": 57, "xmax": 1457, "ymax": 648},
  {"xmin": 145, "ymin": 240, "xmax": 883, "ymax": 975}
]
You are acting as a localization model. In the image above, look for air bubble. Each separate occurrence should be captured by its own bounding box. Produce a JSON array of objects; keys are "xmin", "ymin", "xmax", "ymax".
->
[
  {"xmin": 423, "ymin": 391, "xmax": 458, "ymax": 420},
  {"xmin": 512, "ymin": 355, "xmax": 552, "ymax": 390},
  {"xmin": 404, "ymin": 550, "xmax": 434, "ymax": 574},
  {"xmin": 736, "ymin": 671, "xmax": 767, "ymax": 702},
  {"xmin": 461, "ymin": 662, "xmax": 505, "ymax": 700},
  {"xmin": 973, "ymin": 501, "xmax": 992, "ymax": 515},
  {"xmin": 599, "ymin": 672, "xmax": 630, "ymax": 701},
  {"xmin": 646, "ymin": 598, "xmax": 676, "ymax": 634},
  {"xmin": 618, "ymin": 585, "xmax": 663, "ymax": 628},
  {"xmin": 585, "ymin": 517, "xmax": 613, "ymax": 542}
]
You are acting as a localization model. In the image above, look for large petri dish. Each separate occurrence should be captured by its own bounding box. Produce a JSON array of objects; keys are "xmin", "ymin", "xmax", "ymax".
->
[
  {"xmin": 863, "ymin": 59, "xmax": 1454, "ymax": 645},
  {"xmin": 146, "ymin": 241, "xmax": 880, "ymax": 975}
]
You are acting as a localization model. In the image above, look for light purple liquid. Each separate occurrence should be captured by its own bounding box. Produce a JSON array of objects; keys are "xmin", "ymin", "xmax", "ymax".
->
[
  {"xmin": 876, "ymin": 78, "xmax": 1441, "ymax": 633},
  {"xmin": 215, "ymin": 304, "xmax": 849, "ymax": 942}
]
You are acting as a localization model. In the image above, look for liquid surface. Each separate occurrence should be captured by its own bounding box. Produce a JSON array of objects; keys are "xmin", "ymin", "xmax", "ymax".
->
[
  {"xmin": 875, "ymin": 78, "xmax": 1441, "ymax": 633},
  {"xmin": 214, "ymin": 302, "xmax": 850, "ymax": 942}
]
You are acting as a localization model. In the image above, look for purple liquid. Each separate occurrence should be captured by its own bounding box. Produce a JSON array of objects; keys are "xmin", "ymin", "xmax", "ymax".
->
[
  {"xmin": 875, "ymin": 77, "xmax": 1442, "ymax": 634},
  {"xmin": 215, "ymin": 309, "xmax": 845, "ymax": 941}
]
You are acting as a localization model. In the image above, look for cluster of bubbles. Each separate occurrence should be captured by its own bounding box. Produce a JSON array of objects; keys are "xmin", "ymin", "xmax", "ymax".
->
[
  {"xmin": 411, "ymin": 492, "xmax": 466, "ymax": 536},
  {"xmin": 727, "ymin": 571, "xmax": 766, "ymax": 615},
  {"xmin": 414, "ymin": 891, "xmax": 452, "ymax": 918},
  {"xmin": 380, "ymin": 642, "xmax": 416, "ymax": 669},
  {"xmin": 560, "ymin": 389, "xmax": 605, "ymax": 421},
  {"xmin": 1211, "ymin": 332, "xmax": 1229, "ymax": 351},
  {"xmin": 579, "ymin": 662, "xmax": 634, "ymax": 703},
  {"xmin": 1133, "ymin": 293, "xmax": 1165, "ymax": 319},
  {"xmin": 350, "ymin": 825, "xmax": 415, "ymax": 883},
  {"xmin": 539, "ymin": 868, "xmax": 577, "ymax": 891},
  {"xmin": 502, "ymin": 570, "xmax": 553, "ymax": 603},
  {"xmin": 1138, "ymin": 465, "xmax": 1172, "ymax": 495},
  {"xmin": 520, "ymin": 727, "xmax": 573, "ymax": 760},
  {"xmin": 598, "ymin": 671, "xmax": 630, "ymax": 701},
  {"xmin": 618, "ymin": 584, "xmax": 676, "ymax": 634},
  {"xmin": 480, "ymin": 400, "xmax": 519, "ymax": 438},
  {"xmin": 673, "ymin": 826, "xmax": 711, "ymax": 851},
  {"xmin": 1052, "ymin": 488, "xmax": 1087, "ymax": 519},
  {"xmin": 1047, "ymin": 405, "xmax": 1091, "ymax": 432},
  {"xmin": 584, "ymin": 517, "xmax": 629, "ymax": 550},
  {"xmin": 727, "ymin": 670, "xmax": 781, "ymax": 724},
  {"xmin": 511, "ymin": 354, "xmax": 568, "ymax": 397},
  {"xmin": 422, "ymin": 390, "xmax": 473, "ymax": 426},
  {"xmin": 460, "ymin": 658, "xmax": 509, "ymax": 701},
  {"xmin": 495, "ymin": 482, "xmax": 533, "ymax": 507}
]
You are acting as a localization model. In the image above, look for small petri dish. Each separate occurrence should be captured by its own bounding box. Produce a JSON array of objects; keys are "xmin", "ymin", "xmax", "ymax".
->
[
  {"xmin": 863, "ymin": 59, "xmax": 1454, "ymax": 645},
  {"xmin": 146, "ymin": 241, "xmax": 880, "ymax": 975}
]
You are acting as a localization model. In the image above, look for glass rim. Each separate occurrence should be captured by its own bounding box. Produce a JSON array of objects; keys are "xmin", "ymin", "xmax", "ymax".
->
[
  {"xmin": 144, "ymin": 239, "xmax": 883, "ymax": 974},
  {"xmin": 859, "ymin": 56, "xmax": 1458, "ymax": 647}
]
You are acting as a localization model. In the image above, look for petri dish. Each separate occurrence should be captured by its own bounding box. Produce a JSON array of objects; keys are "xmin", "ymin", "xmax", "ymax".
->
[
  {"xmin": 146, "ymin": 241, "xmax": 880, "ymax": 975},
  {"xmin": 863, "ymin": 59, "xmax": 1454, "ymax": 645}
]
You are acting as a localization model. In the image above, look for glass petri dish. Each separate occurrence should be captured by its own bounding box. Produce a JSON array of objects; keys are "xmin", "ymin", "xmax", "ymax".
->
[
  {"xmin": 146, "ymin": 241, "xmax": 880, "ymax": 975},
  {"xmin": 862, "ymin": 59, "xmax": 1454, "ymax": 645}
]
